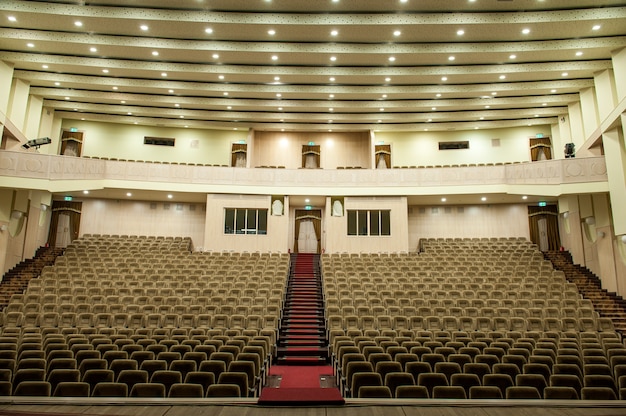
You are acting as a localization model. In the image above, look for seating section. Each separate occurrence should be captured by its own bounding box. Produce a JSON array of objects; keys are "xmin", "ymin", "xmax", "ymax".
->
[
  {"xmin": 323, "ymin": 237, "xmax": 625, "ymax": 399},
  {"xmin": 0, "ymin": 234, "xmax": 287, "ymax": 397}
]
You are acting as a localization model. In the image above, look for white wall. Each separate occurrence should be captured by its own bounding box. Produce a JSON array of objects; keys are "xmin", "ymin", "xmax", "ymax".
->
[
  {"xmin": 59, "ymin": 119, "xmax": 247, "ymax": 165},
  {"xmin": 374, "ymin": 125, "xmax": 552, "ymax": 167},
  {"xmin": 408, "ymin": 203, "xmax": 530, "ymax": 251},
  {"xmin": 80, "ymin": 199, "xmax": 206, "ymax": 249},
  {"xmin": 204, "ymin": 194, "xmax": 289, "ymax": 253},
  {"xmin": 324, "ymin": 196, "xmax": 409, "ymax": 254}
]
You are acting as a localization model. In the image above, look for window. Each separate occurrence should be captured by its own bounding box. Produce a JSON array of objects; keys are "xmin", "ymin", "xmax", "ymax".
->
[
  {"xmin": 347, "ymin": 210, "xmax": 390, "ymax": 236},
  {"xmin": 224, "ymin": 209, "xmax": 268, "ymax": 234}
]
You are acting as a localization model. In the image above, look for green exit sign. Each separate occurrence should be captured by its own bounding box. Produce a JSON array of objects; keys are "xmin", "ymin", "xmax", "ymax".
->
[
  {"xmin": 308, "ymin": 141, "xmax": 315, "ymax": 145},
  {"xmin": 64, "ymin": 196, "xmax": 73, "ymax": 201},
  {"xmin": 538, "ymin": 201, "xmax": 547, "ymax": 207}
]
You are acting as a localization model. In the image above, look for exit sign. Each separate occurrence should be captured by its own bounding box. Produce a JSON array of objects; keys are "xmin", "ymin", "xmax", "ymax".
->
[{"xmin": 538, "ymin": 201, "xmax": 547, "ymax": 207}]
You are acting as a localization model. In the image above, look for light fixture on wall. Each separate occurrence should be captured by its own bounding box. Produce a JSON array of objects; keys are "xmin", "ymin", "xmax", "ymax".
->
[
  {"xmin": 584, "ymin": 216, "xmax": 595, "ymax": 225},
  {"xmin": 622, "ymin": 235, "xmax": 626, "ymax": 244},
  {"xmin": 40, "ymin": 204, "xmax": 47, "ymax": 211},
  {"xmin": 0, "ymin": 225, "xmax": 7, "ymax": 232},
  {"xmin": 562, "ymin": 212, "xmax": 569, "ymax": 219},
  {"xmin": 597, "ymin": 231, "xmax": 606, "ymax": 239},
  {"xmin": 11, "ymin": 210, "xmax": 23, "ymax": 219}
]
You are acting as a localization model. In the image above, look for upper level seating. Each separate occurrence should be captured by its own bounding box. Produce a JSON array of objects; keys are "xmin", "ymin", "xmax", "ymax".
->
[
  {"xmin": 322, "ymin": 238, "xmax": 626, "ymax": 399},
  {"xmin": 0, "ymin": 235, "xmax": 288, "ymax": 397}
]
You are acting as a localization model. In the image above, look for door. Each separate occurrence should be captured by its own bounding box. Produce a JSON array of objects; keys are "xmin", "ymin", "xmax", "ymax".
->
[
  {"xmin": 538, "ymin": 217, "xmax": 549, "ymax": 252},
  {"xmin": 55, "ymin": 213, "xmax": 72, "ymax": 248},
  {"xmin": 294, "ymin": 209, "xmax": 322, "ymax": 254}
]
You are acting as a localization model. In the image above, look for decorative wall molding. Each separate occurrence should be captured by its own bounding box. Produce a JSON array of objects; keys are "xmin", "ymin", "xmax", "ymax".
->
[{"xmin": 0, "ymin": 150, "xmax": 608, "ymax": 195}]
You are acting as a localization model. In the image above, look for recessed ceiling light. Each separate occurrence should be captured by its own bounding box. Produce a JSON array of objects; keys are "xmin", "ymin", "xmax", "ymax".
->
[
  {"xmin": 152, "ymin": 51, "xmax": 159, "ymax": 56},
  {"xmin": 441, "ymin": 198, "xmax": 447, "ymax": 202},
  {"xmin": 140, "ymin": 25, "xmax": 148, "ymax": 31},
  {"xmin": 90, "ymin": 47, "xmax": 97, "ymax": 52},
  {"xmin": 126, "ymin": 192, "xmax": 132, "ymax": 197},
  {"xmin": 161, "ymin": 72, "xmax": 167, "ymax": 77},
  {"xmin": 561, "ymin": 72, "xmax": 568, "ymax": 77},
  {"xmin": 271, "ymin": 55, "xmax": 278, "ymax": 61},
  {"xmin": 329, "ymin": 77, "xmax": 336, "ymax": 82},
  {"xmin": 330, "ymin": 30, "xmax": 338, "ymax": 36},
  {"xmin": 83, "ymin": 190, "xmax": 89, "ymax": 194},
  {"xmin": 499, "ymin": 75, "xmax": 506, "ymax": 79},
  {"xmin": 330, "ymin": 56, "xmax": 337, "ymax": 61},
  {"xmin": 393, "ymin": 30, "xmax": 401, "ymax": 37},
  {"xmin": 388, "ymin": 56, "xmax": 396, "ymax": 62},
  {"xmin": 481, "ymin": 197, "xmax": 487, "ymax": 201},
  {"xmin": 509, "ymin": 54, "xmax": 517, "ymax": 59},
  {"xmin": 112, "ymin": 86, "xmax": 118, "ymax": 90},
  {"xmin": 522, "ymin": 28, "xmax": 530, "ymax": 35},
  {"xmin": 102, "ymin": 69, "xmax": 109, "ymax": 73},
  {"xmin": 27, "ymin": 43, "xmax": 34, "ymax": 48},
  {"xmin": 436, "ymin": 93, "xmax": 441, "ymax": 97},
  {"xmin": 276, "ymin": 93, "xmax": 282, "ymax": 97},
  {"xmin": 431, "ymin": 107, "xmax": 437, "ymax": 111},
  {"xmin": 575, "ymin": 51, "xmax": 583, "ymax": 56},
  {"xmin": 74, "ymin": 21, "xmax": 83, "ymax": 27},
  {"xmin": 551, "ymin": 89, "xmax": 557, "ymax": 93},
  {"xmin": 592, "ymin": 24, "xmax": 601, "ymax": 31},
  {"xmin": 212, "ymin": 54, "xmax": 219, "ymax": 59},
  {"xmin": 8, "ymin": 16, "xmax": 16, "ymax": 22},
  {"xmin": 385, "ymin": 77, "xmax": 391, "ymax": 82},
  {"xmin": 329, "ymin": 94, "xmax": 334, "ymax": 98},
  {"xmin": 175, "ymin": 103, "xmax": 180, "ymax": 107},
  {"xmin": 448, "ymin": 56, "xmax": 455, "ymax": 61},
  {"xmin": 205, "ymin": 28, "xmax": 213, "ymax": 34},
  {"xmin": 456, "ymin": 29, "xmax": 465, "ymax": 36},
  {"xmin": 268, "ymin": 29, "xmax": 276, "ymax": 35},
  {"xmin": 219, "ymin": 75, "xmax": 225, "ymax": 80},
  {"xmin": 223, "ymin": 92, "xmax": 229, "ymax": 96},
  {"xmin": 441, "ymin": 76, "xmax": 448, "ymax": 81},
  {"xmin": 54, "ymin": 82, "xmax": 60, "ymax": 86},
  {"xmin": 522, "ymin": 196, "xmax": 528, "ymax": 200},
  {"xmin": 274, "ymin": 76, "xmax": 280, "ymax": 81},
  {"xmin": 167, "ymin": 194, "xmax": 173, "ymax": 199},
  {"xmin": 168, "ymin": 89, "xmax": 174, "ymax": 93},
  {"xmin": 42, "ymin": 64, "xmax": 48, "ymax": 69}
]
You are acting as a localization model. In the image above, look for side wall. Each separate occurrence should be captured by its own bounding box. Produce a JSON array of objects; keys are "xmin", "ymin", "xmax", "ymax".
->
[
  {"xmin": 79, "ymin": 199, "xmax": 206, "ymax": 250},
  {"xmin": 408, "ymin": 204, "xmax": 531, "ymax": 252}
]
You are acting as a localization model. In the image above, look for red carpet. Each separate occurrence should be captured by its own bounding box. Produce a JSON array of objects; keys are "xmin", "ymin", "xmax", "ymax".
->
[{"xmin": 258, "ymin": 365, "xmax": 344, "ymax": 406}]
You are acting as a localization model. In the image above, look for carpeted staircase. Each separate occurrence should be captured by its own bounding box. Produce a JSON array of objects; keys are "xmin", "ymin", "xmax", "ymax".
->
[
  {"xmin": 544, "ymin": 250, "xmax": 626, "ymax": 335},
  {"xmin": 0, "ymin": 246, "xmax": 64, "ymax": 310},
  {"xmin": 276, "ymin": 253, "xmax": 328, "ymax": 365}
]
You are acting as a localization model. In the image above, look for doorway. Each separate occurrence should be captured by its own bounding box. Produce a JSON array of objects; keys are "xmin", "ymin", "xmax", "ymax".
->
[
  {"xmin": 294, "ymin": 209, "xmax": 322, "ymax": 254},
  {"xmin": 528, "ymin": 205, "xmax": 560, "ymax": 251},
  {"xmin": 48, "ymin": 201, "xmax": 82, "ymax": 249}
]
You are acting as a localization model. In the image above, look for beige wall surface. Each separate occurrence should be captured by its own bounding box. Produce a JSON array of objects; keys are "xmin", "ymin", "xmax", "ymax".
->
[
  {"xmin": 408, "ymin": 203, "xmax": 531, "ymax": 252},
  {"xmin": 251, "ymin": 131, "xmax": 370, "ymax": 169},
  {"xmin": 79, "ymin": 198, "xmax": 206, "ymax": 249}
]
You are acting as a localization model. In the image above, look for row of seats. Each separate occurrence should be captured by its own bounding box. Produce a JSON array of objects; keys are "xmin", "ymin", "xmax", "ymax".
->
[
  {"xmin": 333, "ymin": 333, "xmax": 626, "ymax": 400},
  {"xmin": 0, "ymin": 331, "xmax": 272, "ymax": 398}
]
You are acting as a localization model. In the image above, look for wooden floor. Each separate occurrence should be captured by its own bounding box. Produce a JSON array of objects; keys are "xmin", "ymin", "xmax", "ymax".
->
[{"xmin": 1, "ymin": 399, "xmax": 626, "ymax": 416}]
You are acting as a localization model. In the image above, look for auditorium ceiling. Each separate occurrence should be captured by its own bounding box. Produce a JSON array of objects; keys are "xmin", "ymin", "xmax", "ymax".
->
[{"xmin": 1, "ymin": 0, "xmax": 625, "ymax": 132}]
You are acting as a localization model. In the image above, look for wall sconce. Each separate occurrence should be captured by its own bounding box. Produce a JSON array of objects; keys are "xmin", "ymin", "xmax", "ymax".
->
[
  {"xmin": 562, "ymin": 212, "xmax": 569, "ymax": 219},
  {"xmin": 597, "ymin": 231, "xmax": 606, "ymax": 239},
  {"xmin": 622, "ymin": 235, "xmax": 626, "ymax": 244},
  {"xmin": 11, "ymin": 210, "xmax": 23, "ymax": 219},
  {"xmin": 584, "ymin": 216, "xmax": 595, "ymax": 225},
  {"xmin": 0, "ymin": 224, "xmax": 7, "ymax": 232},
  {"xmin": 40, "ymin": 204, "xmax": 48, "ymax": 211}
]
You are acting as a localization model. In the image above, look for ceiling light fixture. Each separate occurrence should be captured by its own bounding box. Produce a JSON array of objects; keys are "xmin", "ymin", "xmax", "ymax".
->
[
  {"xmin": 331, "ymin": 30, "xmax": 338, "ymax": 36},
  {"xmin": 8, "ymin": 16, "xmax": 16, "ymax": 22},
  {"xmin": 90, "ymin": 47, "xmax": 97, "ymax": 52},
  {"xmin": 140, "ymin": 25, "xmax": 148, "ymax": 31},
  {"xmin": 271, "ymin": 55, "xmax": 278, "ymax": 61},
  {"xmin": 152, "ymin": 51, "xmax": 159, "ymax": 56},
  {"xmin": 509, "ymin": 54, "xmax": 516, "ymax": 59},
  {"xmin": 592, "ymin": 24, "xmax": 601, "ymax": 31},
  {"xmin": 393, "ymin": 30, "xmax": 401, "ymax": 36},
  {"xmin": 268, "ymin": 29, "xmax": 276, "ymax": 35},
  {"xmin": 27, "ymin": 43, "xmax": 34, "ymax": 48},
  {"xmin": 441, "ymin": 76, "xmax": 448, "ymax": 81},
  {"xmin": 448, "ymin": 56, "xmax": 455, "ymax": 61},
  {"xmin": 522, "ymin": 28, "xmax": 530, "ymax": 34},
  {"xmin": 205, "ymin": 28, "xmax": 213, "ymax": 34},
  {"xmin": 74, "ymin": 21, "xmax": 83, "ymax": 27},
  {"xmin": 457, "ymin": 29, "xmax": 465, "ymax": 36}
]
